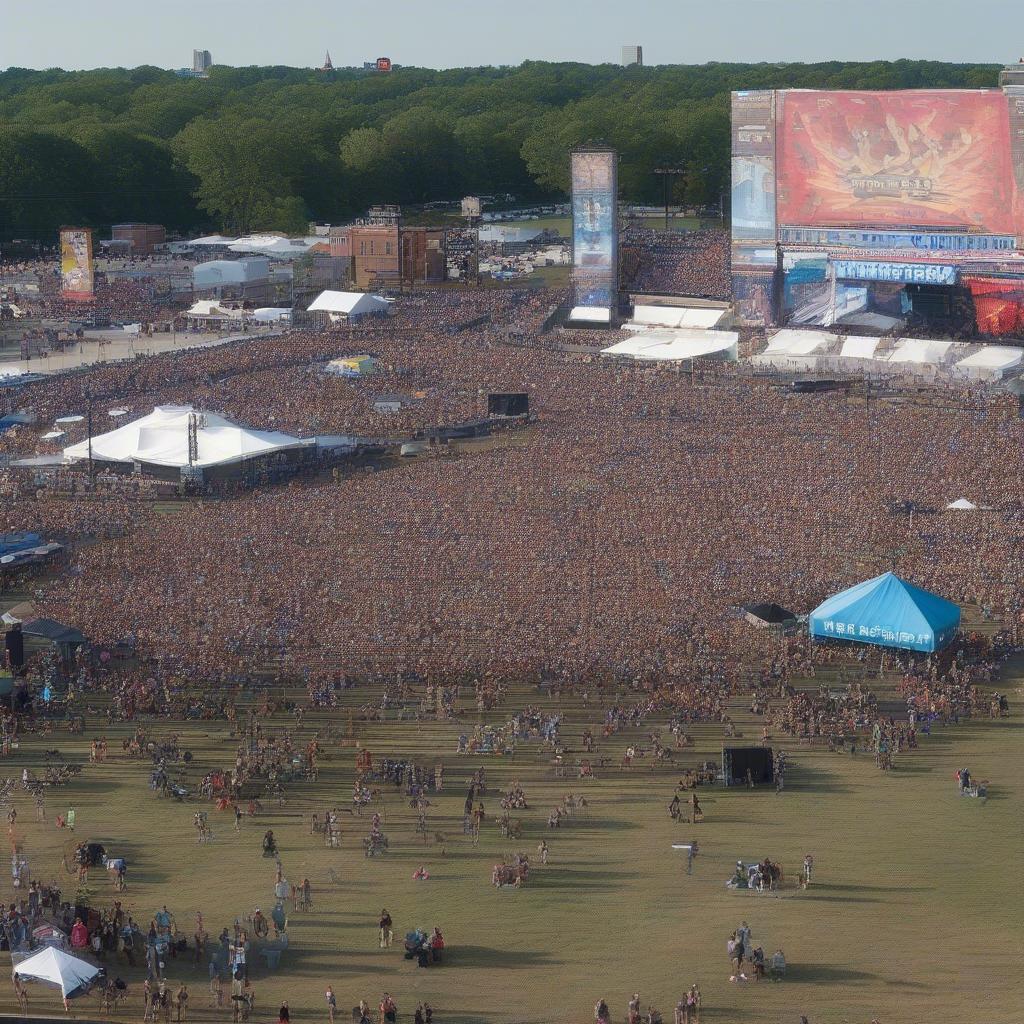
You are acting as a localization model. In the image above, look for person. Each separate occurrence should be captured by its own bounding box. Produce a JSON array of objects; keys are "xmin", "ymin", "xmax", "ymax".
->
[
  {"xmin": 731, "ymin": 934, "xmax": 745, "ymax": 976},
  {"xmin": 771, "ymin": 949, "xmax": 786, "ymax": 978},
  {"xmin": 684, "ymin": 985, "xmax": 700, "ymax": 1024},
  {"xmin": 415, "ymin": 1007, "xmax": 425, "ymax": 1024},
  {"xmin": 325, "ymin": 985, "xmax": 337, "ymax": 1024},
  {"xmin": 628, "ymin": 993, "xmax": 641, "ymax": 1024},
  {"xmin": 13, "ymin": 975, "xmax": 28, "ymax": 1013},
  {"xmin": 279, "ymin": 1002, "xmax": 290, "ymax": 1024},
  {"xmin": 379, "ymin": 910, "xmax": 393, "ymax": 948},
  {"xmin": 380, "ymin": 993, "xmax": 397, "ymax": 1024},
  {"xmin": 175, "ymin": 984, "xmax": 189, "ymax": 1022},
  {"xmin": 538, "ymin": 839, "xmax": 548, "ymax": 864},
  {"xmin": 751, "ymin": 947, "xmax": 766, "ymax": 981},
  {"xmin": 413, "ymin": 865, "xmax": 429, "ymax": 880},
  {"xmin": 209, "ymin": 961, "xmax": 222, "ymax": 1008},
  {"xmin": 690, "ymin": 793, "xmax": 702, "ymax": 823},
  {"xmin": 802, "ymin": 854, "xmax": 813, "ymax": 888},
  {"xmin": 595, "ymin": 999, "xmax": 610, "ymax": 1024},
  {"xmin": 430, "ymin": 927, "xmax": 444, "ymax": 962}
]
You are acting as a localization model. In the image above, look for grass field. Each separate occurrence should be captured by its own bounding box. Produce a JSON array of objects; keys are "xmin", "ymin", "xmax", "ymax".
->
[{"xmin": 0, "ymin": 630, "xmax": 1019, "ymax": 1024}]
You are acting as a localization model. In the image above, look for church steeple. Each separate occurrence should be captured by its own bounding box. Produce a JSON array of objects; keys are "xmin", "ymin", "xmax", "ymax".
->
[{"xmin": 320, "ymin": 51, "xmax": 334, "ymax": 72}]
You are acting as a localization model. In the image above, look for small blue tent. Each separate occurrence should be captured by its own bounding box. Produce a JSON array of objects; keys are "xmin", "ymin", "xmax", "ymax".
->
[{"xmin": 809, "ymin": 572, "xmax": 960, "ymax": 653}]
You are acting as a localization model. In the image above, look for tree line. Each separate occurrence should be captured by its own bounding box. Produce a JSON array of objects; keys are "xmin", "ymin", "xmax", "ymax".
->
[{"xmin": 0, "ymin": 60, "xmax": 1001, "ymax": 241}]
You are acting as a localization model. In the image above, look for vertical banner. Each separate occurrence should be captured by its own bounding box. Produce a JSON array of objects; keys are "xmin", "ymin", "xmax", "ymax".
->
[
  {"xmin": 731, "ymin": 92, "xmax": 777, "ymax": 323},
  {"xmin": 571, "ymin": 146, "xmax": 618, "ymax": 310},
  {"xmin": 731, "ymin": 90, "xmax": 777, "ymax": 243},
  {"xmin": 60, "ymin": 228, "xmax": 95, "ymax": 301}
]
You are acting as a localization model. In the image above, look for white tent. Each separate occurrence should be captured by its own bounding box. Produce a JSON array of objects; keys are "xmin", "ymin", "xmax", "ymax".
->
[
  {"xmin": 946, "ymin": 498, "xmax": 978, "ymax": 510},
  {"xmin": 602, "ymin": 328, "xmax": 738, "ymax": 362},
  {"xmin": 186, "ymin": 299, "xmax": 238, "ymax": 318},
  {"xmin": 887, "ymin": 339, "xmax": 955, "ymax": 365},
  {"xmin": 631, "ymin": 305, "xmax": 727, "ymax": 330},
  {"xmin": 14, "ymin": 946, "xmax": 101, "ymax": 1000},
  {"xmin": 228, "ymin": 235, "xmax": 312, "ymax": 257},
  {"xmin": 307, "ymin": 291, "xmax": 390, "ymax": 318},
  {"xmin": 251, "ymin": 307, "xmax": 292, "ymax": 323},
  {"xmin": 954, "ymin": 346, "xmax": 1024, "ymax": 380},
  {"xmin": 839, "ymin": 336, "xmax": 881, "ymax": 360},
  {"xmin": 63, "ymin": 405, "xmax": 311, "ymax": 470},
  {"xmin": 568, "ymin": 305, "xmax": 612, "ymax": 324},
  {"xmin": 764, "ymin": 329, "xmax": 837, "ymax": 356}
]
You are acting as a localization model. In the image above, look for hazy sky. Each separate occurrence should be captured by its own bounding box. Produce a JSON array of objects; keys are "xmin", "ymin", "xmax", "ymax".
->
[{"xmin": 3, "ymin": 0, "xmax": 1023, "ymax": 71}]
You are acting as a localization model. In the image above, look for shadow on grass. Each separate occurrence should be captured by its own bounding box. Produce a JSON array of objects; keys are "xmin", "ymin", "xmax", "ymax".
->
[
  {"xmin": 799, "ymin": 894, "xmax": 882, "ymax": 904},
  {"xmin": 448, "ymin": 945, "xmax": 561, "ymax": 969},
  {"xmin": 529, "ymin": 868, "xmax": 641, "ymax": 891},
  {"xmin": 824, "ymin": 882, "xmax": 933, "ymax": 894}
]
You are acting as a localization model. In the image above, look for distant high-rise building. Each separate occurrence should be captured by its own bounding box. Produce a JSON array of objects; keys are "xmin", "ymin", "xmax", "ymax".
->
[
  {"xmin": 621, "ymin": 45, "xmax": 643, "ymax": 67},
  {"xmin": 319, "ymin": 51, "xmax": 334, "ymax": 72},
  {"xmin": 193, "ymin": 49, "xmax": 213, "ymax": 74}
]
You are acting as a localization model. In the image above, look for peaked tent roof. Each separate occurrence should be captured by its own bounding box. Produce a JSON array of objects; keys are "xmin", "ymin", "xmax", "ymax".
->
[
  {"xmin": 13, "ymin": 946, "xmax": 101, "ymax": 999},
  {"xmin": 63, "ymin": 405, "xmax": 311, "ymax": 470},
  {"xmin": 22, "ymin": 618, "xmax": 85, "ymax": 645},
  {"xmin": 809, "ymin": 572, "xmax": 960, "ymax": 652},
  {"xmin": 743, "ymin": 602, "xmax": 796, "ymax": 624},
  {"xmin": 307, "ymin": 291, "xmax": 389, "ymax": 316}
]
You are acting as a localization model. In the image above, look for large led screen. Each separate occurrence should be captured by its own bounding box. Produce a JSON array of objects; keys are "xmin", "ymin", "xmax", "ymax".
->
[
  {"xmin": 571, "ymin": 148, "xmax": 618, "ymax": 310},
  {"xmin": 776, "ymin": 90, "xmax": 1024, "ymax": 235},
  {"xmin": 60, "ymin": 228, "xmax": 95, "ymax": 301}
]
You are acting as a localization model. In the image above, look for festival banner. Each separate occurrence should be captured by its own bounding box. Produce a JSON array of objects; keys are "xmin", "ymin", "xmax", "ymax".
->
[
  {"xmin": 776, "ymin": 90, "xmax": 1024, "ymax": 235},
  {"xmin": 60, "ymin": 228, "xmax": 95, "ymax": 301}
]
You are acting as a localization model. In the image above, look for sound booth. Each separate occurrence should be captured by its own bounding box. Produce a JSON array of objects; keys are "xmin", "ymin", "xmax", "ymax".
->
[
  {"xmin": 487, "ymin": 393, "xmax": 529, "ymax": 417},
  {"xmin": 722, "ymin": 746, "xmax": 774, "ymax": 786}
]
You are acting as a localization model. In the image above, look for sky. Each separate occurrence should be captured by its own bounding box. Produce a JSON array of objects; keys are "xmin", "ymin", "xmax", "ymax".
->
[{"xmin": 2, "ymin": 0, "xmax": 1023, "ymax": 71}]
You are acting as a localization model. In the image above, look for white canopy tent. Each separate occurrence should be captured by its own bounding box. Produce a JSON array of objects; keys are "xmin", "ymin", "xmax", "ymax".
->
[
  {"xmin": 954, "ymin": 346, "xmax": 1024, "ymax": 380},
  {"xmin": 764, "ymin": 329, "xmax": 838, "ymax": 356},
  {"xmin": 946, "ymin": 498, "xmax": 979, "ymax": 510},
  {"xmin": 568, "ymin": 305, "xmax": 612, "ymax": 324},
  {"xmin": 250, "ymin": 307, "xmax": 293, "ymax": 323},
  {"xmin": 887, "ymin": 339, "xmax": 955, "ymax": 365},
  {"xmin": 13, "ymin": 946, "xmax": 101, "ymax": 1000},
  {"xmin": 63, "ymin": 405, "xmax": 311, "ymax": 470},
  {"xmin": 228, "ymin": 235, "xmax": 313, "ymax": 258},
  {"xmin": 307, "ymin": 291, "xmax": 390, "ymax": 319},
  {"xmin": 631, "ymin": 305, "xmax": 727, "ymax": 330},
  {"xmin": 602, "ymin": 328, "xmax": 738, "ymax": 362},
  {"xmin": 185, "ymin": 300, "xmax": 243, "ymax": 320},
  {"xmin": 839, "ymin": 336, "xmax": 882, "ymax": 360}
]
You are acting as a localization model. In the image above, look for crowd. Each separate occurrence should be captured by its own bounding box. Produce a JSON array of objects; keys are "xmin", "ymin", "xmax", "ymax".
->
[{"xmin": 622, "ymin": 229, "xmax": 730, "ymax": 299}]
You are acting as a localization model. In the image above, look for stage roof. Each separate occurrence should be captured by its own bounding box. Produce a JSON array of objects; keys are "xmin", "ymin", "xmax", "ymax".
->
[
  {"xmin": 308, "ymin": 291, "xmax": 389, "ymax": 316},
  {"xmin": 63, "ymin": 405, "xmax": 311, "ymax": 470}
]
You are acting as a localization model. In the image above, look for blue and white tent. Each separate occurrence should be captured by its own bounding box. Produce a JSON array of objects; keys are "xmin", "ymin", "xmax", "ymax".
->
[{"xmin": 809, "ymin": 572, "xmax": 960, "ymax": 653}]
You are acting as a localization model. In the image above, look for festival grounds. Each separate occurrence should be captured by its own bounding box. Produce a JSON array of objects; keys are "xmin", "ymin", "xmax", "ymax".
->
[{"xmin": 0, "ymin": 612, "xmax": 1018, "ymax": 1024}]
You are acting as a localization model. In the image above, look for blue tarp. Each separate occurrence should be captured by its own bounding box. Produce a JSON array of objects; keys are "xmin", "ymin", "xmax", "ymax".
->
[
  {"xmin": 809, "ymin": 572, "xmax": 960, "ymax": 653},
  {"xmin": 0, "ymin": 532, "xmax": 41, "ymax": 558}
]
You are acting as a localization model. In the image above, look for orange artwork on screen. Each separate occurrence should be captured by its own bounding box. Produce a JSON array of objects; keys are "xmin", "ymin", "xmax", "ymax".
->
[{"xmin": 777, "ymin": 90, "xmax": 1024, "ymax": 234}]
